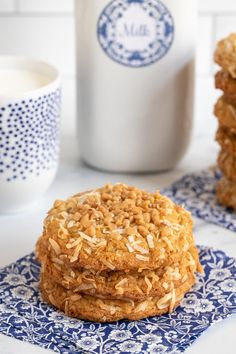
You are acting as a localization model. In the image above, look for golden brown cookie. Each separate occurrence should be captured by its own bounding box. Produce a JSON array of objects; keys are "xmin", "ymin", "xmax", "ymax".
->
[
  {"xmin": 215, "ymin": 33, "xmax": 236, "ymax": 78},
  {"xmin": 214, "ymin": 96, "xmax": 236, "ymax": 129},
  {"xmin": 216, "ymin": 177, "xmax": 236, "ymax": 210},
  {"xmin": 224, "ymin": 95, "xmax": 236, "ymax": 107},
  {"xmin": 40, "ymin": 270, "xmax": 196, "ymax": 322},
  {"xmin": 41, "ymin": 244, "xmax": 200, "ymax": 301},
  {"xmin": 216, "ymin": 126, "xmax": 236, "ymax": 155},
  {"xmin": 36, "ymin": 184, "xmax": 196, "ymax": 272},
  {"xmin": 215, "ymin": 70, "xmax": 236, "ymax": 101},
  {"xmin": 218, "ymin": 150, "xmax": 236, "ymax": 183},
  {"xmin": 36, "ymin": 184, "xmax": 202, "ymax": 322}
]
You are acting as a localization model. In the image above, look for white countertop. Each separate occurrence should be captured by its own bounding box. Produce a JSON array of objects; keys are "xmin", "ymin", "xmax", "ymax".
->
[{"xmin": 0, "ymin": 135, "xmax": 236, "ymax": 354}]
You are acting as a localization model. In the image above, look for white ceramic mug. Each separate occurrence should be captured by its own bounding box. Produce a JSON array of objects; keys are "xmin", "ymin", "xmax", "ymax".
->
[
  {"xmin": 75, "ymin": 0, "xmax": 197, "ymax": 172},
  {"xmin": 0, "ymin": 56, "xmax": 61, "ymax": 213}
]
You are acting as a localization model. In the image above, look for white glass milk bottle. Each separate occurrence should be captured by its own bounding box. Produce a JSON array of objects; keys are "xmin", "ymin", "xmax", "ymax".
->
[{"xmin": 75, "ymin": 0, "xmax": 197, "ymax": 172}]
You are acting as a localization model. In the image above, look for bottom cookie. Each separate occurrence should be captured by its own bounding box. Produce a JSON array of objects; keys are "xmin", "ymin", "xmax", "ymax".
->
[
  {"xmin": 40, "ymin": 270, "xmax": 196, "ymax": 322},
  {"xmin": 216, "ymin": 177, "xmax": 236, "ymax": 211}
]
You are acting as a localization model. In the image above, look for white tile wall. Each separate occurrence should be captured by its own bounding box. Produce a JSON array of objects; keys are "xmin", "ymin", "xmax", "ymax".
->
[
  {"xmin": 216, "ymin": 15, "xmax": 236, "ymax": 40},
  {"xmin": 195, "ymin": 77, "xmax": 220, "ymax": 139},
  {"xmin": 0, "ymin": 16, "xmax": 75, "ymax": 76},
  {"xmin": 196, "ymin": 15, "xmax": 214, "ymax": 75},
  {"xmin": 61, "ymin": 77, "xmax": 76, "ymax": 136},
  {"xmin": 199, "ymin": 0, "xmax": 236, "ymax": 13},
  {"xmin": 0, "ymin": 0, "xmax": 235, "ymax": 137},
  {"xmin": 18, "ymin": 0, "xmax": 74, "ymax": 13},
  {"xmin": 0, "ymin": 0, "xmax": 15, "ymax": 12}
]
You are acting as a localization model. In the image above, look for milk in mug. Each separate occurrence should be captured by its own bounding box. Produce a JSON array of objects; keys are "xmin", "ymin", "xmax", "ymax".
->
[{"xmin": 0, "ymin": 69, "xmax": 50, "ymax": 95}]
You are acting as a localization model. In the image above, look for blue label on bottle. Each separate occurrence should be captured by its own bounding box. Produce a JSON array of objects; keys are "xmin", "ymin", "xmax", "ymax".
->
[{"xmin": 97, "ymin": 0, "xmax": 175, "ymax": 68}]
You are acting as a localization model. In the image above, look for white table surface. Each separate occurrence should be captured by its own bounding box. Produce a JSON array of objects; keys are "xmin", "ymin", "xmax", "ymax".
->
[{"xmin": 0, "ymin": 135, "xmax": 235, "ymax": 354}]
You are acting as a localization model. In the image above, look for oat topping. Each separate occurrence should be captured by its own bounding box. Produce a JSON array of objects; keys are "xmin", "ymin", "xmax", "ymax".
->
[
  {"xmin": 49, "ymin": 238, "xmax": 61, "ymax": 255},
  {"xmin": 41, "ymin": 183, "xmax": 194, "ymax": 271}
]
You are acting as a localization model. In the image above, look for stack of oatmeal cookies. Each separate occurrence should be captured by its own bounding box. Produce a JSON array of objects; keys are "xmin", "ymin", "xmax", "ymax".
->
[
  {"xmin": 214, "ymin": 34, "xmax": 236, "ymax": 210},
  {"xmin": 36, "ymin": 184, "xmax": 202, "ymax": 322}
]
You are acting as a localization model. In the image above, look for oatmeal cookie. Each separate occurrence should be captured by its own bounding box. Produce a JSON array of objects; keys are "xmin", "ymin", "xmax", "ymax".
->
[
  {"xmin": 215, "ymin": 33, "xmax": 236, "ymax": 78},
  {"xmin": 223, "ymin": 95, "xmax": 236, "ymax": 107},
  {"xmin": 215, "ymin": 70, "xmax": 236, "ymax": 101},
  {"xmin": 218, "ymin": 150, "xmax": 236, "ymax": 183},
  {"xmin": 40, "ymin": 270, "xmax": 196, "ymax": 322},
  {"xmin": 41, "ymin": 245, "xmax": 200, "ymax": 301},
  {"xmin": 216, "ymin": 177, "xmax": 236, "ymax": 210},
  {"xmin": 214, "ymin": 96, "xmax": 236, "ymax": 129},
  {"xmin": 216, "ymin": 126, "xmax": 236, "ymax": 155},
  {"xmin": 36, "ymin": 184, "xmax": 196, "ymax": 272}
]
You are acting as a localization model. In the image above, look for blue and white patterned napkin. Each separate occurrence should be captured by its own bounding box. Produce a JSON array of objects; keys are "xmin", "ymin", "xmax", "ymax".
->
[
  {"xmin": 163, "ymin": 168, "xmax": 236, "ymax": 233},
  {"xmin": 0, "ymin": 246, "xmax": 235, "ymax": 354}
]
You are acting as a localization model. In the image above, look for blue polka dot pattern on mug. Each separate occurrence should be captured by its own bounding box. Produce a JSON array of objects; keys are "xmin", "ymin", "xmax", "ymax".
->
[{"xmin": 0, "ymin": 89, "xmax": 61, "ymax": 182}]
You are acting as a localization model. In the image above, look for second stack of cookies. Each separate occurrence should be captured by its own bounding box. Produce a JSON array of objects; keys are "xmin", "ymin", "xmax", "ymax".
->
[{"xmin": 214, "ymin": 34, "xmax": 236, "ymax": 210}]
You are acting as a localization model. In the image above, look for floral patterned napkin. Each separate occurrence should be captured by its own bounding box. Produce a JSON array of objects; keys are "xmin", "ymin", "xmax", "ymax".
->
[
  {"xmin": 163, "ymin": 168, "xmax": 236, "ymax": 232},
  {"xmin": 0, "ymin": 246, "xmax": 235, "ymax": 354}
]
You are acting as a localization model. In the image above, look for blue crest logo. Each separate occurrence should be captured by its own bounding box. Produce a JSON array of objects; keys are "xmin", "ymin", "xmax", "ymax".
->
[{"xmin": 97, "ymin": 0, "xmax": 175, "ymax": 68}]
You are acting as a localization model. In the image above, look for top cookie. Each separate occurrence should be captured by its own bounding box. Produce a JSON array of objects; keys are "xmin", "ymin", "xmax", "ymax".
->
[
  {"xmin": 215, "ymin": 34, "xmax": 236, "ymax": 78},
  {"xmin": 36, "ymin": 184, "xmax": 194, "ymax": 272}
]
